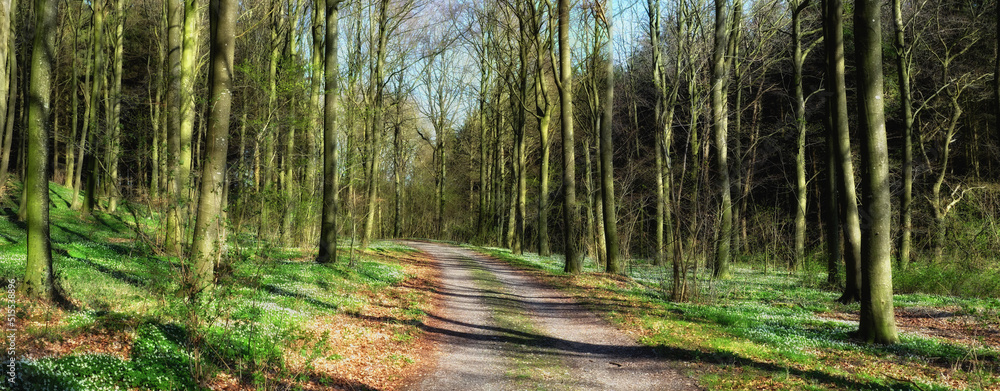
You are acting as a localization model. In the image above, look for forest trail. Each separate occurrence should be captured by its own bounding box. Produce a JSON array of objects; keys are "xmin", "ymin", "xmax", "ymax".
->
[{"xmin": 402, "ymin": 242, "xmax": 699, "ymax": 391}]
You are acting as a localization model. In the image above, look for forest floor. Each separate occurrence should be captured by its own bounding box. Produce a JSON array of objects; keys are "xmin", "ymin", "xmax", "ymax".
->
[
  {"xmin": 473, "ymin": 246, "xmax": 1000, "ymax": 390},
  {"xmin": 1, "ymin": 181, "xmax": 998, "ymax": 390}
]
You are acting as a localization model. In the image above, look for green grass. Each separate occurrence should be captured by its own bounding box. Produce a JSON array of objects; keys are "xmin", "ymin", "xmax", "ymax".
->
[
  {"xmin": 475, "ymin": 246, "xmax": 1000, "ymax": 391},
  {"xmin": 0, "ymin": 181, "xmax": 421, "ymax": 390}
]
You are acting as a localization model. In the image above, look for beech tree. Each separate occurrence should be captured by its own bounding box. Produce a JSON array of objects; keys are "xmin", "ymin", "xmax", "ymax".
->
[
  {"xmin": 316, "ymin": 0, "xmax": 343, "ymax": 264},
  {"xmin": 558, "ymin": 0, "xmax": 582, "ymax": 273},
  {"xmin": 190, "ymin": 0, "xmax": 235, "ymax": 296},
  {"xmin": 595, "ymin": 0, "xmax": 622, "ymax": 274},
  {"xmin": 22, "ymin": 0, "xmax": 57, "ymax": 301},
  {"xmin": 711, "ymin": 0, "xmax": 732, "ymax": 279},
  {"xmin": 823, "ymin": 0, "xmax": 861, "ymax": 304},
  {"xmin": 854, "ymin": 0, "xmax": 898, "ymax": 344}
]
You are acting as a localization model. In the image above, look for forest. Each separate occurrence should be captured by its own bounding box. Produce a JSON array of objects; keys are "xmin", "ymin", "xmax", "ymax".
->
[{"xmin": 1, "ymin": 0, "xmax": 999, "ymax": 388}]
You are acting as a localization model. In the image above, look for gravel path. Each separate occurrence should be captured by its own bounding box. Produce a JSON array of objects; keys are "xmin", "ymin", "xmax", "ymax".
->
[{"xmin": 403, "ymin": 242, "xmax": 699, "ymax": 391}]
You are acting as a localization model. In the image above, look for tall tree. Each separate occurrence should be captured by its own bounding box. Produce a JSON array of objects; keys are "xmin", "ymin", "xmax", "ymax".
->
[
  {"xmin": 165, "ymin": 0, "xmax": 184, "ymax": 254},
  {"xmin": 854, "ymin": 0, "xmax": 898, "ymax": 344},
  {"xmin": 190, "ymin": 0, "xmax": 235, "ymax": 297},
  {"xmin": 0, "ymin": 0, "xmax": 9, "ymax": 168},
  {"xmin": 596, "ymin": 0, "xmax": 622, "ymax": 274},
  {"xmin": 712, "ymin": 0, "xmax": 732, "ymax": 279},
  {"xmin": 361, "ymin": 0, "xmax": 390, "ymax": 248},
  {"xmin": 823, "ymin": 0, "xmax": 861, "ymax": 303},
  {"xmin": 892, "ymin": 0, "xmax": 915, "ymax": 269},
  {"xmin": 316, "ymin": 0, "xmax": 342, "ymax": 264},
  {"xmin": 21, "ymin": 0, "xmax": 57, "ymax": 301},
  {"xmin": 647, "ymin": 0, "xmax": 680, "ymax": 268},
  {"xmin": 534, "ymin": 0, "xmax": 556, "ymax": 256},
  {"xmin": 0, "ymin": 0, "xmax": 13, "ymax": 188},
  {"xmin": 82, "ymin": 0, "xmax": 107, "ymax": 218},
  {"xmin": 558, "ymin": 0, "xmax": 582, "ymax": 273},
  {"xmin": 106, "ymin": 0, "xmax": 125, "ymax": 212},
  {"xmin": 789, "ymin": 0, "xmax": 811, "ymax": 270}
]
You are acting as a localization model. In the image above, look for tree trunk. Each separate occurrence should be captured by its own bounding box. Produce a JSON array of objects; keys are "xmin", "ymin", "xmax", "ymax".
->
[
  {"xmin": 893, "ymin": 0, "xmax": 913, "ymax": 269},
  {"xmin": 107, "ymin": 0, "xmax": 124, "ymax": 212},
  {"xmin": 855, "ymin": 0, "xmax": 898, "ymax": 344},
  {"xmin": 599, "ymin": 1, "xmax": 622, "ymax": 274},
  {"xmin": 165, "ymin": 0, "xmax": 184, "ymax": 254},
  {"xmin": 82, "ymin": 0, "xmax": 107, "ymax": 218},
  {"xmin": 712, "ymin": 0, "xmax": 732, "ymax": 279},
  {"xmin": 792, "ymin": 0, "xmax": 807, "ymax": 271},
  {"xmin": 362, "ymin": 0, "xmax": 389, "ymax": 249},
  {"xmin": 179, "ymin": 0, "xmax": 200, "ymax": 228},
  {"xmin": 22, "ymin": 0, "xmax": 57, "ymax": 302},
  {"xmin": 307, "ymin": 0, "xmax": 324, "ymax": 237},
  {"xmin": 0, "ymin": 0, "xmax": 10, "ymax": 187},
  {"xmin": 190, "ymin": 0, "xmax": 234, "ymax": 297},
  {"xmin": 823, "ymin": 96, "xmax": 842, "ymax": 287},
  {"xmin": 65, "ymin": 6, "xmax": 80, "ymax": 190},
  {"xmin": 316, "ymin": 0, "xmax": 340, "ymax": 264},
  {"xmin": 558, "ymin": 0, "xmax": 582, "ymax": 273},
  {"xmin": 0, "ymin": 0, "xmax": 15, "ymax": 189},
  {"xmin": 823, "ymin": 0, "xmax": 861, "ymax": 303}
]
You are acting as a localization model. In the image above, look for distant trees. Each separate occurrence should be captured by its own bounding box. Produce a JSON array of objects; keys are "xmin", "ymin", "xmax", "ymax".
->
[{"xmin": 3, "ymin": 0, "xmax": 1000, "ymax": 346}]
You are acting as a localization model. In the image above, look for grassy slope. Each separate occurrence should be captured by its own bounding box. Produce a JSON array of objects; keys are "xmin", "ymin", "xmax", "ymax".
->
[
  {"xmin": 473, "ymin": 245, "xmax": 1000, "ymax": 391},
  {"xmin": 0, "ymin": 182, "xmax": 435, "ymax": 390}
]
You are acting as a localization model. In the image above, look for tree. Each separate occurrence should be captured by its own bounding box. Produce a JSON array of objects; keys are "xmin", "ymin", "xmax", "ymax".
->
[
  {"xmin": 0, "ymin": 0, "xmax": 13, "ymax": 188},
  {"xmin": 83, "ymin": 0, "xmax": 107, "ymax": 218},
  {"xmin": 557, "ymin": 0, "xmax": 582, "ymax": 273},
  {"xmin": 647, "ymin": 0, "xmax": 681, "ymax": 268},
  {"xmin": 0, "ymin": 0, "xmax": 9, "ymax": 177},
  {"xmin": 316, "ymin": 0, "xmax": 342, "ymax": 264},
  {"xmin": 891, "ymin": 0, "xmax": 916, "ymax": 269},
  {"xmin": 166, "ymin": 0, "xmax": 184, "ymax": 254},
  {"xmin": 190, "ymin": 0, "xmax": 236, "ymax": 297},
  {"xmin": 789, "ymin": 0, "xmax": 818, "ymax": 270},
  {"xmin": 106, "ymin": 0, "xmax": 125, "ymax": 213},
  {"xmin": 854, "ymin": 0, "xmax": 898, "ymax": 344},
  {"xmin": 712, "ymin": 0, "xmax": 732, "ymax": 279},
  {"xmin": 595, "ymin": 0, "xmax": 622, "ymax": 274},
  {"xmin": 21, "ymin": 0, "xmax": 57, "ymax": 301},
  {"xmin": 823, "ymin": 0, "xmax": 861, "ymax": 304},
  {"xmin": 533, "ymin": 0, "xmax": 556, "ymax": 256}
]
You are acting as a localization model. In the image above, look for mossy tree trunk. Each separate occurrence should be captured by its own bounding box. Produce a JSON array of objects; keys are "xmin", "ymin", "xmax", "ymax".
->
[
  {"xmin": 558, "ymin": 0, "xmax": 582, "ymax": 273},
  {"xmin": 190, "ymin": 0, "xmax": 235, "ymax": 298},
  {"xmin": 22, "ymin": 0, "xmax": 57, "ymax": 302}
]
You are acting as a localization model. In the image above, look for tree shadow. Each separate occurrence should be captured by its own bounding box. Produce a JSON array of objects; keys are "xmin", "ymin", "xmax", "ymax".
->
[{"xmin": 262, "ymin": 284, "xmax": 339, "ymax": 311}]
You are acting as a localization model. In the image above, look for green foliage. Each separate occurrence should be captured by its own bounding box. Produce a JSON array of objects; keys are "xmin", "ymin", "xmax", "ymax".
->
[{"xmin": 9, "ymin": 324, "xmax": 199, "ymax": 391}]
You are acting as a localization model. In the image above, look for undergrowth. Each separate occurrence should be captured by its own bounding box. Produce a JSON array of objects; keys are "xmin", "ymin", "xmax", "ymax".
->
[{"xmin": 0, "ymin": 181, "xmax": 425, "ymax": 390}]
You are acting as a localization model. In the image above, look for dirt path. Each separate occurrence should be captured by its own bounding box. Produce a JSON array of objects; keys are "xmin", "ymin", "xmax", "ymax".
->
[{"xmin": 403, "ymin": 242, "xmax": 699, "ymax": 391}]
